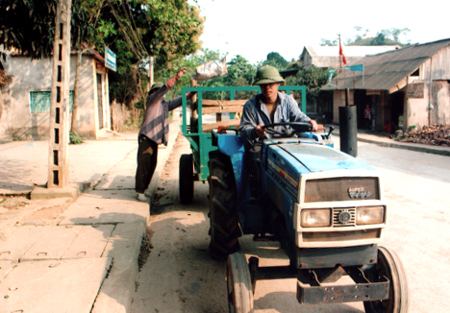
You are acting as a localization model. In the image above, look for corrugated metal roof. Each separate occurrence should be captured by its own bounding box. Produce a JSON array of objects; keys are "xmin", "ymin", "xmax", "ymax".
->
[{"xmin": 322, "ymin": 38, "xmax": 450, "ymax": 91}]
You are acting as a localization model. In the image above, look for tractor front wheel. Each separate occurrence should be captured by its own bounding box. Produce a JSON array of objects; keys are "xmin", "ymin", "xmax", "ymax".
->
[
  {"xmin": 364, "ymin": 246, "xmax": 408, "ymax": 313},
  {"xmin": 227, "ymin": 252, "xmax": 254, "ymax": 313}
]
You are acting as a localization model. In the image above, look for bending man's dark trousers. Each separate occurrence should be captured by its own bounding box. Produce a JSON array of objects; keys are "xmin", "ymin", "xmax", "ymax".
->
[{"xmin": 135, "ymin": 135, "xmax": 158, "ymax": 194}]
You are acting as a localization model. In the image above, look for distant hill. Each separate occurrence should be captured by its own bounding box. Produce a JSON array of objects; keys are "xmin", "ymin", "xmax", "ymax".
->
[{"xmin": 350, "ymin": 36, "xmax": 408, "ymax": 47}]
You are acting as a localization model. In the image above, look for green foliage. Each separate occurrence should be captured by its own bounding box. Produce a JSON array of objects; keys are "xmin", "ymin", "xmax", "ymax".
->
[
  {"xmin": 69, "ymin": 131, "xmax": 84, "ymax": 144},
  {"xmin": 0, "ymin": 0, "xmax": 108, "ymax": 58},
  {"xmin": 109, "ymin": 68, "xmax": 141, "ymax": 109},
  {"xmin": 286, "ymin": 66, "xmax": 329, "ymax": 112},
  {"xmin": 370, "ymin": 33, "xmax": 387, "ymax": 45},
  {"xmin": 156, "ymin": 48, "xmax": 223, "ymax": 100},
  {"xmin": 232, "ymin": 76, "xmax": 258, "ymax": 100},
  {"xmin": 159, "ymin": 51, "xmax": 258, "ymax": 101},
  {"xmin": 106, "ymin": 0, "xmax": 204, "ymax": 113},
  {"xmin": 0, "ymin": 0, "xmax": 57, "ymax": 59},
  {"xmin": 148, "ymin": 2, "xmax": 204, "ymax": 66},
  {"xmin": 286, "ymin": 60, "xmax": 301, "ymax": 70},
  {"xmin": 123, "ymin": 115, "xmax": 140, "ymax": 131},
  {"xmin": 0, "ymin": 0, "xmax": 204, "ymax": 102},
  {"xmin": 262, "ymin": 52, "xmax": 288, "ymax": 70},
  {"xmin": 320, "ymin": 38, "xmax": 338, "ymax": 46},
  {"xmin": 224, "ymin": 55, "xmax": 255, "ymax": 86},
  {"xmin": 198, "ymin": 54, "xmax": 257, "ymax": 100}
]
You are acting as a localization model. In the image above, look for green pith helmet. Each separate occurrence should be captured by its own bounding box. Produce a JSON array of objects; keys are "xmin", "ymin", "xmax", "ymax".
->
[
  {"xmin": 253, "ymin": 65, "xmax": 285, "ymax": 85},
  {"xmin": 149, "ymin": 82, "xmax": 164, "ymax": 94}
]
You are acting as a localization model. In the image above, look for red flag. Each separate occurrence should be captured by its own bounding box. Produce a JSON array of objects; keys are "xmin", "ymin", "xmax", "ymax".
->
[{"xmin": 339, "ymin": 40, "xmax": 347, "ymax": 66}]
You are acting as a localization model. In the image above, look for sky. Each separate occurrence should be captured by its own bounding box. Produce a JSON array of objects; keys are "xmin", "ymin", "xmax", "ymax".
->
[{"xmin": 189, "ymin": 0, "xmax": 450, "ymax": 65}]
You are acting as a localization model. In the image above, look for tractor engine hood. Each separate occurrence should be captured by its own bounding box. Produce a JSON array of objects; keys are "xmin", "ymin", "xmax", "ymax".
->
[{"xmin": 266, "ymin": 142, "xmax": 375, "ymax": 176}]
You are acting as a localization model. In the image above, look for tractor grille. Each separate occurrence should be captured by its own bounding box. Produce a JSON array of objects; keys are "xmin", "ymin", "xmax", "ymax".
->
[
  {"xmin": 304, "ymin": 177, "xmax": 380, "ymax": 203},
  {"xmin": 302, "ymin": 229, "xmax": 381, "ymax": 242},
  {"xmin": 332, "ymin": 208, "xmax": 356, "ymax": 227}
]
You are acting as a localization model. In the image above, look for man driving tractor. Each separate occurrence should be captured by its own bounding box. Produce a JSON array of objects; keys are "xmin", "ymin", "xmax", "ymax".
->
[{"xmin": 239, "ymin": 65, "xmax": 318, "ymax": 141}]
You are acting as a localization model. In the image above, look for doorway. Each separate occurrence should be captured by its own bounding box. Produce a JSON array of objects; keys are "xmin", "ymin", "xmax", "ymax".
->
[
  {"xmin": 354, "ymin": 90, "xmax": 371, "ymax": 130},
  {"xmin": 97, "ymin": 73, "xmax": 104, "ymax": 129},
  {"xmin": 389, "ymin": 91, "xmax": 404, "ymax": 131}
]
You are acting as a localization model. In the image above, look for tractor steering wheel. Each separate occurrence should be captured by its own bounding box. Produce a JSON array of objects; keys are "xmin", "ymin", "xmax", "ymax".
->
[{"xmin": 262, "ymin": 122, "xmax": 312, "ymax": 137}]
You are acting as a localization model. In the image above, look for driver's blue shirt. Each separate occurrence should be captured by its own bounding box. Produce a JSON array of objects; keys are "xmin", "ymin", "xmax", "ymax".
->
[{"xmin": 239, "ymin": 92, "xmax": 311, "ymax": 142}]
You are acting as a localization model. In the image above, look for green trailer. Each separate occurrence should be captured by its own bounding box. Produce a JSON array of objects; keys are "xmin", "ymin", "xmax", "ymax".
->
[{"xmin": 178, "ymin": 85, "xmax": 307, "ymax": 204}]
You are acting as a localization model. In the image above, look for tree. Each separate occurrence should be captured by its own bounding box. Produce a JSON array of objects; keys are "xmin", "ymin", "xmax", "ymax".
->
[
  {"xmin": 171, "ymin": 53, "xmax": 257, "ymax": 100},
  {"xmin": 286, "ymin": 60, "xmax": 300, "ymax": 70},
  {"xmin": 0, "ymin": 0, "xmax": 57, "ymax": 59},
  {"xmin": 224, "ymin": 55, "xmax": 255, "ymax": 85},
  {"xmin": 108, "ymin": 68, "xmax": 142, "ymax": 123},
  {"xmin": 263, "ymin": 52, "xmax": 288, "ymax": 70},
  {"xmin": 370, "ymin": 32, "xmax": 387, "ymax": 45},
  {"xmin": 286, "ymin": 66, "xmax": 330, "ymax": 114},
  {"xmin": 320, "ymin": 38, "xmax": 338, "ymax": 46},
  {"xmin": 380, "ymin": 27, "xmax": 410, "ymax": 44},
  {"xmin": 158, "ymin": 48, "xmax": 223, "ymax": 100},
  {"xmin": 103, "ymin": 0, "xmax": 204, "ymax": 122},
  {"xmin": 219, "ymin": 55, "xmax": 256, "ymax": 99}
]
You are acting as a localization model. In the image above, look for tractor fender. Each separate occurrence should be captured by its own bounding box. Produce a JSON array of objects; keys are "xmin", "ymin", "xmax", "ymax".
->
[{"xmin": 217, "ymin": 134, "xmax": 247, "ymax": 202}]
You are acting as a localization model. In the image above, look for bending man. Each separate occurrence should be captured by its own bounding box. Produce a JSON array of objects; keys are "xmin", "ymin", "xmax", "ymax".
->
[{"xmin": 136, "ymin": 67, "xmax": 194, "ymax": 201}]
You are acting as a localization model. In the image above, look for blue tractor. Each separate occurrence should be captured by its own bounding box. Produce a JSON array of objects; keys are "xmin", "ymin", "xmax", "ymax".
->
[{"xmin": 207, "ymin": 123, "xmax": 408, "ymax": 313}]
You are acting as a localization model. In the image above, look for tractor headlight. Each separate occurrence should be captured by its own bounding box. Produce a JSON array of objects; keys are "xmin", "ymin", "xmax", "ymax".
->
[
  {"xmin": 301, "ymin": 209, "xmax": 331, "ymax": 228},
  {"xmin": 356, "ymin": 206, "xmax": 385, "ymax": 225}
]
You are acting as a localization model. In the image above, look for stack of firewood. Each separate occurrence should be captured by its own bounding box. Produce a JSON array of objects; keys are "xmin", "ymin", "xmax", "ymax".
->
[{"xmin": 393, "ymin": 125, "xmax": 450, "ymax": 146}]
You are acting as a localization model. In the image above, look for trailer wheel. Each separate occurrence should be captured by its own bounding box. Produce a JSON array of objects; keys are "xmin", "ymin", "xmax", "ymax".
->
[
  {"xmin": 179, "ymin": 154, "xmax": 194, "ymax": 204},
  {"xmin": 227, "ymin": 252, "xmax": 254, "ymax": 313},
  {"xmin": 208, "ymin": 150, "xmax": 240, "ymax": 260},
  {"xmin": 364, "ymin": 246, "xmax": 408, "ymax": 313}
]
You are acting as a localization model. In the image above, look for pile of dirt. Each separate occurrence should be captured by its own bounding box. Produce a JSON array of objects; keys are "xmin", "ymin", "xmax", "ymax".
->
[{"xmin": 393, "ymin": 125, "xmax": 450, "ymax": 146}]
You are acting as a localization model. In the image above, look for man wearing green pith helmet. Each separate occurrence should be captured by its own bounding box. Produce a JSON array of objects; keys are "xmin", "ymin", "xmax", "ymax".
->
[{"xmin": 239, "ymin": 65, "xmax": 318, "ymax": 142}]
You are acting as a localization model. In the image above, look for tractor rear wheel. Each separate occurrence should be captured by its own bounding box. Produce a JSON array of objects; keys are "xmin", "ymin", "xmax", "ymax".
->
[
  {"xmin": 208, "ymin": 150, "xmax": 240, "ymax": 260},
  {"xmin": 227, "ymin": 252, "xmax": 254, "ymax": 313},
  {"xmin": 364, "ymin": 246, "xmax": 408, "ymax": 313},
  {"xmin": 179, "ymin": 154, "xmax": 194, "ymax": 204}
]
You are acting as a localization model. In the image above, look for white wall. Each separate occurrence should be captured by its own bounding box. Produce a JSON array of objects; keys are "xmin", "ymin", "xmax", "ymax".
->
[
  {"xmin": 0, "ymin": 53, "xmax": 108, "ymax": 141},
  {"xmin": 405, "ymin": 50, "xmax": 450, "ymax": 129}
]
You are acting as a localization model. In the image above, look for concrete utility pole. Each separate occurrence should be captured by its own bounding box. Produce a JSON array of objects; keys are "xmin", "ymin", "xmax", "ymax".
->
[
  {"xmin": 47, "ymin": 0, "xmax": 72, "ymax": 188},
  {"xmin": 148, "ymin": 56, "xmax": 154, "ymax": 90}
]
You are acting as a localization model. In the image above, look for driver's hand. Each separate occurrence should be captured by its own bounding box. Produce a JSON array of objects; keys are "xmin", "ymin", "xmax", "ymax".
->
[
  {"xmin": 309, "ymin": 120, "xmax": 318, "ymax": 131},
  {"xmin": 254, "ymin": 124, "xmax": 266, "ymax": 138}
]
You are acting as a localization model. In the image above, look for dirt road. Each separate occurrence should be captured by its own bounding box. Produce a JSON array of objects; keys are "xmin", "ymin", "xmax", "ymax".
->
[{"xmin": 132, "ymin": 134, "xmax": 228, "ymax": 313}]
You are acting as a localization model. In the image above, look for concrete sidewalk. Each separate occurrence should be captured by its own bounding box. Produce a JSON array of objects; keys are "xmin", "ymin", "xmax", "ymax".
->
[{"xmin": 0, "ymin": 110, "xmax": 183, "ymax": 313}]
